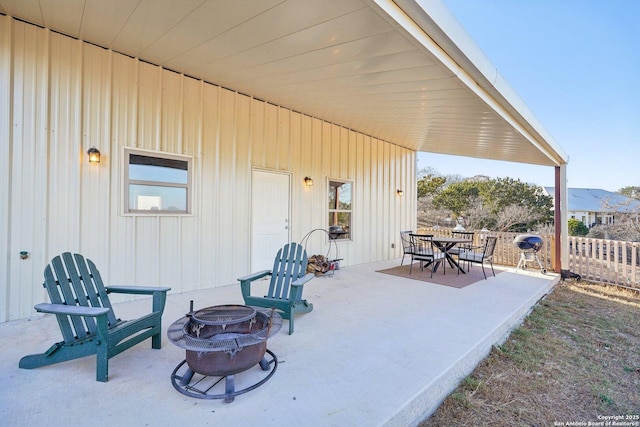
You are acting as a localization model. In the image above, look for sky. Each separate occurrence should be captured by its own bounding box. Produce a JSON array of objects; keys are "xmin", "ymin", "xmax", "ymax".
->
[{"xmin": 417, "ymin": 0, "xmax": 640, "ymax": 192}]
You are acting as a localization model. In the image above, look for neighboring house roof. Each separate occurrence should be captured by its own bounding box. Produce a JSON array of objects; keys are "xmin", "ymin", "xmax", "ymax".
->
[
  {"xmin": 544, "ymin": 187, "xmax": 640, "ymax": 213},
  {"xmin": 0, "ymin": 0, "xmax": 567, "ymax": 168}
]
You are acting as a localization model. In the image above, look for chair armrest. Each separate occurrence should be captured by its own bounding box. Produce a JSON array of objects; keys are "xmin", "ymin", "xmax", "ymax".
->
[
  {"xmin": 237, "ymin": 270, "xmax": 271, "ymax": 283},
  {"xmin": 106, "ymin": 285, "xmax": 171, "ymax": 295},
  {"xmin": 291, "ymin": 272, "xmax": 314, "ymax": 287},
  {"xmin": 238, "ymin": 270, "xmax": 272, "ymax": 300},
  {"xmin": 105, "ymin": 286, "xmax": 171, "ymax": 313},
  {"xmin": 35, "ymin": 303, "xmax": 110, "ymax": 317}
]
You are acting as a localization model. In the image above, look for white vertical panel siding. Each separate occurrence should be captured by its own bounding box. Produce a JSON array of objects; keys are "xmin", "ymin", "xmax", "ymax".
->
[
  {"xmin": 161, "ymin": 70, "xmax": 183, "ymax": 153},
  {"xmin": 1, "ymin": 18, "xmax": 416, "ymax": 321},
  {"xmin": 6, "ymin": 20, "xmax": 51, "ymax": 320},
  {"xmin": 108, "ymin": 53, "xmax": 137, "ymax": 286},
  {"xmin": 276, "ymin": 107, "xmax": 291, "ymax": 171},
  {"xmin": 217, "ymin": 88, "xmax": 238, "ymax": 283},
  {"xmin": 137, "ymin": 61, "xmax": 162, "ymax": 151},
  {"xmin": 296, "ymin": 115, "xmax": 316, "ymax": 243},
  {"xmin": 233, "ymin": 95, "xmax": 253, "ymax": 278},
  {"xmin": 47, "ymin": 31, "xmax": 83, "ymax": 258},
  {"xmin": 198, "ymin": 83, "xmax": 221, "ymax": 289},
  {"xmin": 263, "ymin": 103, "xmax": 279, "ymax": 169},
  {"xmin": 81, "ymin": 43, "xmax": 111, "ymax": 263},
  {"xmin": 179, "ymin": 78, "xmax": 203, "ymax": 292},
  {"xmin": 0, "ymin": 15, "xmax": 12, "ymax": 321}
]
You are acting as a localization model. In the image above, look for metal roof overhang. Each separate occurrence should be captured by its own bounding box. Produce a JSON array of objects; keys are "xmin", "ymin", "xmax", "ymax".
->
[{"xmin": 0, "ymin": 0, "xmax": 567, "ymax": 167}]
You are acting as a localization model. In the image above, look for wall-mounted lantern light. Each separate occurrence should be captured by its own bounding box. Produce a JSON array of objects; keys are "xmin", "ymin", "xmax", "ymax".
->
[
  {"xmin": 304, "ymin": 176, "xmax": 313, "ymax": 186},
  {"xmin": 87, "ymin": 147, "xmax": 101, "ymax": 163},
  {"xmin": 396, "ymin": 189, "xmax": 404, "ymax": 196}
]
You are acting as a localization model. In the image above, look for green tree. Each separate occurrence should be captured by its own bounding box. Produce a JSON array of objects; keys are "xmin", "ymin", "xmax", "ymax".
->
[
  {"xmin": 417, "ymin": 174, "xmax": 447, "ymax": 198},
  {"xmin": 431, "ymin": 178, "xmax": 552, "ymax": 232},
  {"xmin": 618, "ymin": 186, "xmax": 640, "ymax": 200},
  {"xmin": 481, "ymin": 178, "xmax": 553, "ymax": 231},
  {"xmin": 568, "ymin": 218, "xmax": 589, "ymax": 236},
  {"xmin": 432, "ymin": 180, "xmax": 481, "ymax": 220}
]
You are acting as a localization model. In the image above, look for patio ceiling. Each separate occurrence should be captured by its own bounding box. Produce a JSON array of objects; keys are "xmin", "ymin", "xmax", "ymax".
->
[{"xmin": 0, "ymin": 0, "xmax": 567, "ymax": 167}]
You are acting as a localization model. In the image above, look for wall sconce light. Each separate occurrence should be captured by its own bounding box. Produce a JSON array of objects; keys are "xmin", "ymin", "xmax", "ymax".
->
[
  {"xmin": 304, "ymin": 176, "xmax": 313, "ymax": 186},
  {"xmin": 87, "ymin": 147, "xmax": 101, "ymax": 163},
  {"xmin": 396, "ymin": 189, "xmax": 404, "ymax": 196}
]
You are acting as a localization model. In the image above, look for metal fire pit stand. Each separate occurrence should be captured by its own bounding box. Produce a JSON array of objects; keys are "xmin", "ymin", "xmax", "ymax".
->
[
  {"xmin": 170, "ymin": 350, "xmax": 278, "ymax": 403},
  {"xmin": 167, "ymin": 304, "xmax": 282, "ymax": 403}
]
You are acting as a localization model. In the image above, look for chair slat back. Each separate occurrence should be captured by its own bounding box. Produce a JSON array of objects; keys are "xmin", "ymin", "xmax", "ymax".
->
[
  {"xmin": 43, "ymin": 253, "xmax": 118, "ymax": 344},
  {"xmin": 267, "ymin": 243, "xmax": 308, "ymax": 301},
  {"xmin": 483, "ymin": 236, "xmax": 498, "ymax": 258},
  {"xmin": 409, "ymin": 233, "xmax": 435, "ymax": 256},
  {"xmin": 400, "ymin": 231, "xmax": 413, "ymax": 252},
  {"xmin": 452, "ymin": 230, "xmax": 475, "ymax": 248},
  {"xmin": 452, "ymin": 231, "xmax": 474, "ymax": 238}
]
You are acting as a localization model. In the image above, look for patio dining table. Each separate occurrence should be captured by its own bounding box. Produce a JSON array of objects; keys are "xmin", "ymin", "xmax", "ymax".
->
[{"xmin": 431, "ymin": 237, "xmax": 472, "ymax": 274}]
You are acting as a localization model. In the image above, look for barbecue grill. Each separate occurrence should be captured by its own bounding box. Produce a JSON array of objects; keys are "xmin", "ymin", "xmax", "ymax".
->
[
  {"xmin": 167, "ymin": 303, "xmax": 282, "ymax": 402},
  {"xmin": 514, "ymin": 235, "xmax": 547, "ymax": 274}
]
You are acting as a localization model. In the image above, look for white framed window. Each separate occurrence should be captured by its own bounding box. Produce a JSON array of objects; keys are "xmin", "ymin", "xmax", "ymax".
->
[
  {"xmin": 328, "ymin": 179, "xmax": 352, "ymax": 240},
  {"xmin": 123, "ymin": 148, "xmax": 192, "ymax": 215}
]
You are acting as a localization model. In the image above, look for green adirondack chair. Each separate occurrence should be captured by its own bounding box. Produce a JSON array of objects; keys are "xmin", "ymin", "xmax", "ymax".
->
[
  {"xmin": 238, "ymin": 242, "xmax": 314, "ymax": 335},
  {"xmin": 19, "ymin": 252, "xmax": 171, "ymax": 382}
]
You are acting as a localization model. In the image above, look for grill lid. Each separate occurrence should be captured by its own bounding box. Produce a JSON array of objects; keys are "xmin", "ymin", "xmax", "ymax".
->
[{"xmin": 514, "ymin": 234, "xmax": 543, "ymax": 251}]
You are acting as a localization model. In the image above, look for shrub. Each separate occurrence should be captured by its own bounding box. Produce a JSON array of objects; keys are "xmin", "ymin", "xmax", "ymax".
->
[{"xmin": 568, "ymin": 218, "xmax": 589, "ymax": 236}]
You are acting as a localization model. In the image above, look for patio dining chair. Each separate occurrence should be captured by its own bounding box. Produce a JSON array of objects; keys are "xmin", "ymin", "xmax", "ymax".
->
[
  {"xmin": 448, "ymin": 230, "xmax": 475, "ymax": 270},
  {"xmin": 399, "ymin": 230, "xmax": 413, "ymax": 265},
  {"xmin": 409, "ymin": 234, "xmax": 446, "ymax": 277},
  {"xmin": 458, "ymin": 236, "xmax": 498, "ymax": 279}
]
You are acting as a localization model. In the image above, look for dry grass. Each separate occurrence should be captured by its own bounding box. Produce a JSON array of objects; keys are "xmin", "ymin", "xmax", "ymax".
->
[{"xmin": 421, "ymin": 280, "xmax": 640, "ymax": 426}]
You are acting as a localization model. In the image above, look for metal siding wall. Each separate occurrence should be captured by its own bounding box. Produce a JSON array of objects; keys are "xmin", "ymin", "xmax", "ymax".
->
[
  {"xmin": 199, "ymin": 83, "xmax": 221, "ymax": 289},
  {"xmin": 290, "ymin": 111, "xmax": 303, "ymax": 235},
  {"xmin": 157, "ymin": 69, "xmax": 186, "ymax": 290},
  {"xmin": 137, "ymin": 61, "xmax": 161, "ymax": 151},
  {"xmin": 108, "ymin": 53, "xmax": 137, "ymax": 287},
  {"xmin": 6, "ymin": 21, "xmax": 51, "ymax": 320},
  {"xmin": 81, "ymin": 43, "xmax": 111, "ymax": 265},
  {"xmin": 217, "ymin": 88, "xmax": 237, "ymax": 283},
  {"xmin": 1, "ymin": 18, "xmax": 416, "ymax": 321},
  {"xmin": 47, "ymin": 33, "xmax": 83, "ymax": 257},
  {"xmin": 0, "ymin": 16, "xmax": 11, "ymax": 321},
  {"xmin": 263, "ymin": 103, "xmax": 279, "ymax": 169},
  {"xmin": 233, "ymin": 95, "xmax": 253, "ymax": 278},
  {"xmin": 179, "ymin": 78, "xmax": 203, "ymax": 292}
]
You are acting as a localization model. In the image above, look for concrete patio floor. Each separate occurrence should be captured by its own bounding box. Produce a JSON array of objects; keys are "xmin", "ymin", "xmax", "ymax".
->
[{"xmin": 0, "ymin": 259, "xmax": 558, "ymax": 427}]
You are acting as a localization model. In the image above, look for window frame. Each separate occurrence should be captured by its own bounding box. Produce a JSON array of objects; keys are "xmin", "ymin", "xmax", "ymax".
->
[
  {"xmin": 123, "ymin": 147, "xmax": 193, "ymax": 216},
  {"xmin": 327, "ymin": 178, "xmax": 353, "ymax": 241}
]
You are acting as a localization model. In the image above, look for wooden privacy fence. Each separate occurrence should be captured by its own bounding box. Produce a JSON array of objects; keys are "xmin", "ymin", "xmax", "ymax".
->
[
  {"xmin": 417, "ymin": 228, "xmax": 640, "ymax": 289},
  {"xmin": 567, "ymin": 237, "xmax": 639, "ymax": 288}
]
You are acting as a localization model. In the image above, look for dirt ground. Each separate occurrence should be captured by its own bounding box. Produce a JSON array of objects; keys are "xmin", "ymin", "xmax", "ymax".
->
[{"xmin": 421, "ymin": 280, "xmax": 640, "ymax": 426}]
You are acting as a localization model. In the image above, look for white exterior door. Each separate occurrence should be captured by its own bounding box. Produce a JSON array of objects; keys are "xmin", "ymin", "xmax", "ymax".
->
[{"xmin": 251, "ymin": 170, "xmax": 291, "ymax": 271}]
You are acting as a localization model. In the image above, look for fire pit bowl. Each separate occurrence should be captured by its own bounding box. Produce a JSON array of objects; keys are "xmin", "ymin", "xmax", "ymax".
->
[
  {"xmin": 168, "ymin": 304, "xmax": 281, "ymax": 376},
  {"xmin": 167, "ymin": 301, "xmax": 282, "ymax": 403}
]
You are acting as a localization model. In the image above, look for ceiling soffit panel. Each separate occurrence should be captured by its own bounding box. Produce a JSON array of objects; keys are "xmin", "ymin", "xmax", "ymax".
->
[
  {"xmin": 139, "ymin": 0, "xmax": 285, "ymax": 64},
  {"xmin": 165, "ymin": 0, "xmax": 368, "ymax": 75},
  {"xmin": 79, "ymin": 0, "xmax": 139, "ymax": 46},
  {"xmin": 0, "ymin": 0, "xmax": 566, "ymax": 167}
]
